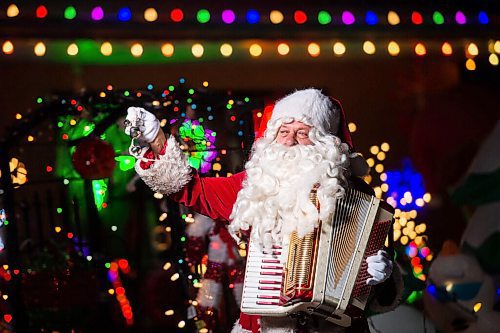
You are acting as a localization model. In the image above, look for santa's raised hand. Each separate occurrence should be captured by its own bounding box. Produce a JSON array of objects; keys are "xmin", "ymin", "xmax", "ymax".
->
[{"xmin": 125, "ymin": 107, "xmax": 160, "ymax": 143}]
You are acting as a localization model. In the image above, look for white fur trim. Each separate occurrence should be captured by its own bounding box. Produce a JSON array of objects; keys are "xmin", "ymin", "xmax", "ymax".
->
[
  {"xmin": 135, "ymin": 135, "xmax": 192, "ymax": 195},
  {"xmin": 368, "ymin": 263, "xmax": 404, "ymax": 313},
  {"xmin": 196, "ymin": 279, "xmax": 223, "ymax": 308},
  {"xmin": 271, "ymin": 89, "xmax": 340, "ymax": 136},
  {"xmin": 231, "ymin": 319, "xmax": 252, "ymax": 333}
]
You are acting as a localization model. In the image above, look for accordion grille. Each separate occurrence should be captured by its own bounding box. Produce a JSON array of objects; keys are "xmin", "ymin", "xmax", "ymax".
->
[{"xmin": 326, "ymin": 189, "xmax": 372, "ymax": 299}]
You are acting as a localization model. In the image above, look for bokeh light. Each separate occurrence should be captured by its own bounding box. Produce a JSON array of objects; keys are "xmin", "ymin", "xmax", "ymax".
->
[
  {"xmin": 91, "ymin": 6, "xmax": 104, "ymax": 21},
  {"xmin": 161, "ymin": 43, "xmax": 174, "ymax": 57},
  {"xmin": 388, "ymin": 41, "xmax": 400, "ymax": 56},
  {"xmin": 270, "ymin": 10, "xmax": 284, "ymax": 24},
  {"xmin": 6, "ymin": 4, "xmax": 19, "ymax": 17},
  {"xmin": 342, "ymin": 11, "xmax": 355, "ymax": 25},
  {"xmin": 197, "ymin": 9, "xmax": 210, "ymax": 23},
  {"xmin": 2, "ymin": 41, "xmax": 14, "ymax": 55},
  {"xmin": 191, "ymin": 43, "xmax": 204, "ymax": 58},
  {"xmin": 363, "ymin": 41, "xmax": 376, "ymax": 55},
  {"xmin": 246, "ymin": 10, "xmax": 259, "ymax": 24},
  {"xmin": 100, "ymin": 42, "xmax": 112, "ymax": 56},
  {"xmin": 170, "ymin": 9, "xmax": 183, "ymax": 22},
  {"xmin": 222, "ymin": 10, "xmax": 236, "ymax": 24},
  {"xmin": 318, "ymin": 11, "xmax": 332, "ymax": 25},
  {"xmin": 307, "ymin": 43, "xmax": 320, "ymax": 57},
  {"xmin": 441, "ymin": 42, "xmax": 453, "ymax": 55},
  {"xmin": 117, "ymin": 7, "xmax": 132, "ymax": 21},
  {"xmin": 220, "ymin": 43, "xmax": 233, "ymax": 57},
  {"xmin": 277, "ymin": 43, "xmax": 290, "ymax": 56},
  {"xmin": 144, "ymin": 8, "xmax": 158, "ymax": 22},
  {"xmin": 249, "ymin": 44, "xmax": 263, "ymax": 57},
  {"xmin": 294, "ymin": 10, "xmax": 307, "ymax": 24},
  {"xmin": 67, "ymin": 43, "xmax": 78, "ymax": 56},
  {"xmin": 34, "ymin": 42, "xmax": 46, "ymax": 56},
  {"xmin": 333, "ymin": 42, "xmax": 346, "ymax": 56},
  {"xmin": 387, "ymin": 11, "xmax": 400, "ymax": 25},
  {"xmin": 130, "ymin": 43, "xmax": 143, "ymax": 57}
]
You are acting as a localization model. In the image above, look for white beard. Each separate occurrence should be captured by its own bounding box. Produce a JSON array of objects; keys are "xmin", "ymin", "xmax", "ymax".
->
[{"xmin": 229, "ymin": 134, "xmax": 349, "ymax": 249}]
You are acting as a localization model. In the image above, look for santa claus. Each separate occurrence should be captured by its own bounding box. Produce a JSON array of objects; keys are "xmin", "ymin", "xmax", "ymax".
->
[{"xmin": 125, "ymin": 88, "xmax": 403, "ymax": 333}]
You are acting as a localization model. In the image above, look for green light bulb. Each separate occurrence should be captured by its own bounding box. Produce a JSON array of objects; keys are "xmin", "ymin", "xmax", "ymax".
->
[
  {"xmin": 197, "ymin": 9, "xmax": 210, "ymax": 23},
  {"xmin": 318, "ymin": 11, "xmax": 332, "ymax": 25},
  {"xmin": 64, "ymin": 6, "xmax": 77, "ymax": 20}
]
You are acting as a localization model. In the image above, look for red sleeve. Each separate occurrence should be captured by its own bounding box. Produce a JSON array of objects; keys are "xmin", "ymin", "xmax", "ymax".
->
[
  {"xmin": 139, "ymin": 141, "xmax": 168, "ymax": 170},
  {"xmin": 169, "ymin": 171, "xmax": 246, "ymax": 222}
]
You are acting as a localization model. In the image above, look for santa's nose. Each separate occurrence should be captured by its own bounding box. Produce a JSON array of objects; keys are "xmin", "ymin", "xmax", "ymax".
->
[{"xmin": 281, "ymin": 136, "xmax": 298, "ymax": 147}]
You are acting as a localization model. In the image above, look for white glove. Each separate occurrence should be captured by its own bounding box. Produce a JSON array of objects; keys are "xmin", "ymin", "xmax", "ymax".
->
[
  {"xmin": 366, "ymin": 250, "xmax": 393, "ymax": 285},
  {"xmin": 124, "ymin": 107, "xmax": 160, "ymax": 143}
]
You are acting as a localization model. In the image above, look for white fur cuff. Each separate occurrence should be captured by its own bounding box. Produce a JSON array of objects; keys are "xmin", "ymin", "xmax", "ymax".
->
[{"xmin": 135, "ymin": 136, "xmax": 192, "ymax": 195}]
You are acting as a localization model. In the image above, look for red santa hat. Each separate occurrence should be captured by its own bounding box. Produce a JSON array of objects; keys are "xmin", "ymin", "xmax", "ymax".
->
[{"xmin": 257, "ymin": 88, "xmax": 354, "ymax": 150}]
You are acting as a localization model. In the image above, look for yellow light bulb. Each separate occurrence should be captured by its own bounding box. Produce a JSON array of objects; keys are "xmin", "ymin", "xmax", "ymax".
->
[
  {"xmin": 67, "ymin": 43, "xmax": 78, "ymax": 56},
  {"xmin": 387, "ymin": 11, "xmax": 400, "ymax": 25},
  {"xmin": 489, "ymin": 54, "xmax": 499, "ymax": 66},
  {"xmin": 466, "ymin": 59, "xmax": 476, "ymax": 71},
  {"xmin": 363, "ymin": 41, "xmax": 376, "ymax": 55},
  {"xmin": 333, "ymin": 42, "xmax": 346, "ymax": 56},
  {"xmin": 144, "ymin": 8, "xmax": 158, "ymax": 22},
  {"xmin": 270, "ymin": 10, "xmax": 284, "ymax": 24},
  {"xmin": 307, "ymin": 43, "xmax": 320, "ymax": 57},
  {"xmin": 415, "ymin": 43, "xmax": 427, "ymax": 56},
  {"xmin": 130, "ymin": 43, "xmax": 143, "ymax": 57},
  {"xmin": 34, "ymin": 42, "xmax": 46, "ymax": 56},
  {"xmin": 2, "ymin": 41, "xmax": 14, "ymax": 55},
  {"xmin": 101, "ymin": 42, "xmax": 112, "ymax": 56},
  {"xmin": 387, "ymin": 41, "xmax": 400, "ymax": 56},
  {"xmin": 161, "ymin": 43, "xmax": 174, "ymax": 57},
  {"xmin": 442, "ymin": 42, "xmax": 453, "ymax": 56},
  {"xmin": 348, "ymin": 122, "xmax": 357, "ymax": 132},
  {"xmin": 192, "ymin": 43, "xmax": 204, "ymax": 58},
  {"xmin": 277, "ymin": 43, "xmax": 290, "ymax": 56},
  {"xmin": 467, "ymin": 43, "xmax": 479, "ymax": 57},
  {"xmin": 494, "ymin": 40, "xmax": 500, "ymax": 54},
  {"xmin": 220, "ymin": 43, "xmax": 233, "ymax": 57},
  {"xmin": 249, "ymin": 44, "xmax": 263, "ymax": 57},
  {"xmin": 370, "ymin": 145, "xmax": 380, "ymax": 155},
  {"xmin": 7, "ymin": 4, "xmax": 20, "ymax": 17}
]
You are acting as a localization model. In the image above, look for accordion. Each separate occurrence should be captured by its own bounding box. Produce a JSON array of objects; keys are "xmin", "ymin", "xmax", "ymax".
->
[{"xmin": 240, "ymin": 188, "xmax": 394, "ymax": 327}]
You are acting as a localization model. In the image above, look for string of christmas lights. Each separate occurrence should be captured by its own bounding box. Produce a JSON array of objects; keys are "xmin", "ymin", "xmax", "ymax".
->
[
  {"xmin": 1, "ymin": 39, "xmax": 499, "ymax": 69},
  {"xmin": 3, "ymin": 3, "xmax": 492, "ymax": 26}
]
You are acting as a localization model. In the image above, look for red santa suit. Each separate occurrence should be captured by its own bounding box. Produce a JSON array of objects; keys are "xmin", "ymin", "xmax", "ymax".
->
[{"xmin": 136, "ymin": 141, "xmax": 402, "ymax": 333}]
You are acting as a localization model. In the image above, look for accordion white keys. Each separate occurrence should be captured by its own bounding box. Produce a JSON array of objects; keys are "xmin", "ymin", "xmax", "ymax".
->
[{"xmin": 240, "ymin": 188, "xmax": 395, "ymax": 327}]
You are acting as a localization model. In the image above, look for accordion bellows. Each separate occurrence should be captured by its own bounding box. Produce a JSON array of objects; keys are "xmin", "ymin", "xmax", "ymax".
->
[{"xmin": 240, "ymin": 188, "xmax": 394, "ymax": 327}]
